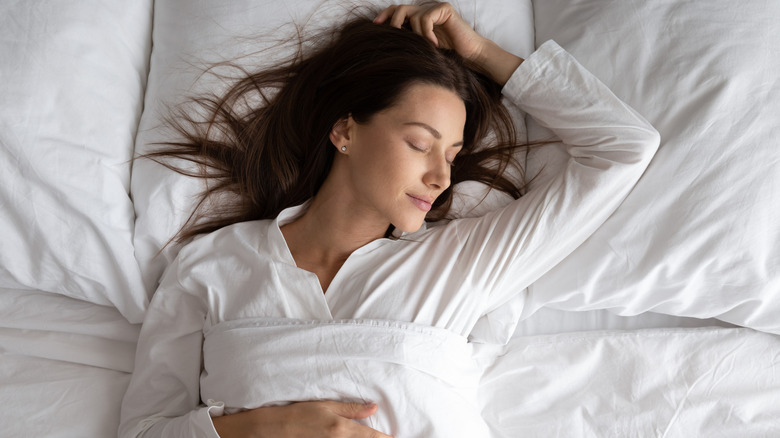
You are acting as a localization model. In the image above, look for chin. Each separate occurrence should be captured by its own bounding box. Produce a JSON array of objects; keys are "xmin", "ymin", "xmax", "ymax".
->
[{"xmin": 392, "ymin": 217, "xmax": 426, "ymax": 234}]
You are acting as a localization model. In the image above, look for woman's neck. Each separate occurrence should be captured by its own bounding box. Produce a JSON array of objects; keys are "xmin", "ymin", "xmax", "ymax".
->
[{"xmin": 280, "ymin": 175, "xmax": 389, "ymax": 269}]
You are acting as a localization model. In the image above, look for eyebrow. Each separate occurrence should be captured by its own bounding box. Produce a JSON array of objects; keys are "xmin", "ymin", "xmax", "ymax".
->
[{"xmin": 403, "ymin": 122, "xmax": 464, "ymax": 147}]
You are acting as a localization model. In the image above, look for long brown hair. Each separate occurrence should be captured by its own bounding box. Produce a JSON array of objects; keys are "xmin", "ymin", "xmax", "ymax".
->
[{"xmin": 144, "ymin": 13, "xmax": 528, "ymax": 241}]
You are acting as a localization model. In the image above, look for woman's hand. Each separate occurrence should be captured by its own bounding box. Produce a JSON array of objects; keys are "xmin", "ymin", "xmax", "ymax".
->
[
  {"xmin": 374, "ymin": 2, "xmax": 524, "ymax": 86},
  {"xmin": 212, "ymin": 401, "xmax": 393, "ymax": 438},
  {"xmin": 374, "ymin": 2, "xmax": 486, "ymax": 63}
]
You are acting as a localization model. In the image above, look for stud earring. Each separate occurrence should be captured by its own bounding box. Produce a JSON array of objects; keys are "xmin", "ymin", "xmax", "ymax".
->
[{"xmin": 340, "ymin": 146, "xmax": 347, "ymax": 152}]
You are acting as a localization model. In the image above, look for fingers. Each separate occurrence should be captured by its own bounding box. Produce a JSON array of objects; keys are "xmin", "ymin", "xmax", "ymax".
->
[
  {"xmin": 324, "ymin": 401, "xmax": 394, "ymax": 438},
  {"xmin": 355, "ymin": 423, "xmax": 394, "ymax": 438},
  {"xmin": 373, "ymin": 4, "xmax": 444, "ymax": 47},
  {"xmin": 372, "ymin": 5, "xmax": 397, "ymax": 24},
  {"xmin": 325, "ymin": 401, "xmax": 379, "ymax": 419},
  {"xmin": 373, "ymin": 5, "xmax": 409, "ymax": 27},
  {"xmin": 233, "ymin": 401, "xmax": 392, "ymax": 438},
  {"xmin": 389, "ymin": 5, "xmax": 412, "ymax": 29},
  {"xmin": 420, "ymin": 15, "xmax": 439, "ymax": 47}
]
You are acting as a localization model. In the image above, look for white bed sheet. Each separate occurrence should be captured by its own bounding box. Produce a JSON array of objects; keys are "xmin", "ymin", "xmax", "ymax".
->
[
  {"xmin": 478, "ymin": 326, "xmax": 780, "ymax": 437},
  {"xmin": 0, "ymin": 288, "xmax": 138, "ymax": 437},
  {"xmin": 0, "ymin": 354, "xmax": 131, "ymax": 438}
]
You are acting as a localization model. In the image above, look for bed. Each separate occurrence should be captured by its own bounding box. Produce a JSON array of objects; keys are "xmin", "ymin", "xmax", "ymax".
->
[{"xmin": 1, "ymin": 0, "xmax": 778, "ymax": 436}]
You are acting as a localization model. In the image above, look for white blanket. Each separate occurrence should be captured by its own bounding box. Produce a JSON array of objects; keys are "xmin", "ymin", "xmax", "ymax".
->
[{"xmin": 201, "ymin": 318, "xmax": 490, "ymax": 437}]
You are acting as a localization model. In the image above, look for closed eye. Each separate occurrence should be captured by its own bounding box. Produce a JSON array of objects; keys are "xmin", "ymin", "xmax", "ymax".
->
[
  {"xmin": 448, "ymin": 149, "xmax": 461, "ymax": 167},
  {"xmin": 407, "ymin": 141, "xmax": 428, "ymax": 153},
  {"xmin": 407, "ymin": 140, "xmax": 457, "ymax": 166}
]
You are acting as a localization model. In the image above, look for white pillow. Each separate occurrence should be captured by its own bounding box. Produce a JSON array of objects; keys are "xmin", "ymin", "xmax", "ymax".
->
[
  {"xmin": 522, "ymin": 0, "xmax": 780, "ymax": 333},
  {"xmin": 0, "ymin": 1, "xmax": 152, "ymax": 323},
  {"xmin": 132, "ymin": 0, "xmax": 535, "ymax": 294}
]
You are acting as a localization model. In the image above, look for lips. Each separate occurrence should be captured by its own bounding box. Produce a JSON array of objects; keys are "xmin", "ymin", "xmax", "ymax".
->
[{"xmin": 407, "ymin": 194, "xmax": 434, "ymax": 212}]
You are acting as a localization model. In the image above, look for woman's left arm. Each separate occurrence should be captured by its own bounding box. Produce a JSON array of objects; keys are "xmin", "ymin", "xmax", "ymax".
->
[{"xmin": 374, "ymin": 2, "xmax": 523, "ymax": 86}]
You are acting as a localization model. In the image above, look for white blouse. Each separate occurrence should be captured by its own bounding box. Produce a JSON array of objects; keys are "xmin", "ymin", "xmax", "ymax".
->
[{"xmin": 119, "ymin": 40, "xmax": 660, "ymax": 438}]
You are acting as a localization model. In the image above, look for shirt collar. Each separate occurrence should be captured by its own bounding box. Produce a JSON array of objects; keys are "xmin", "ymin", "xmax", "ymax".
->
[
  {"xmin": 275, "ymin": 200, "xmax": 311, "ymax": 228},
  {"xmin": 266, "ymin": 201, "xmax": 310, "ymax": 265}
]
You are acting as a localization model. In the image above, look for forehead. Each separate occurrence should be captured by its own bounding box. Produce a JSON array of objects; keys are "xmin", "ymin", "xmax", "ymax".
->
[{"xmin": 379, "ymin": 83, "xmax": 466, "ymax": 136}]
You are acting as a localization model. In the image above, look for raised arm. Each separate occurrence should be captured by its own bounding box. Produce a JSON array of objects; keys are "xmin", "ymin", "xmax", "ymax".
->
[{"xmin": 460, "ymin": 39, "xmax": 660, "ymax": 316}]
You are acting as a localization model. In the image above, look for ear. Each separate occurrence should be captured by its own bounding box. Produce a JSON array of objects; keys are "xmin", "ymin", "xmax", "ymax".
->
[{"xmin": 329, "ymin": 115, "xmax": 353, "ymax": 151}]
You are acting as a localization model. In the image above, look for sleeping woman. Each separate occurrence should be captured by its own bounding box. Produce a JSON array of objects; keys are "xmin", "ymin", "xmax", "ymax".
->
[{"xmin": 119, "ymin": 2, "xmax": 659, "ymax": 437}]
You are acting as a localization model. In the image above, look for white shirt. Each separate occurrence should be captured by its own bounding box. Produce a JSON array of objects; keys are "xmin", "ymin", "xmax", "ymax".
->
[{"xmin": 119, "ymin": 40, "xmax": 660, "ymax": 438}]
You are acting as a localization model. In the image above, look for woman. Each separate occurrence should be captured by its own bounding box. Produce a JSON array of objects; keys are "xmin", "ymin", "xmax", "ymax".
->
[{"xmin": 120, "ymin": 3, "xmax": 659, "ymax": 437}]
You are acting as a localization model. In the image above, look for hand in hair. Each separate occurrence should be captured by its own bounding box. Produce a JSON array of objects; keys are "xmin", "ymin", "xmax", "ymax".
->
[
  {"xmin": 212, "ymin": 401, "xmax": 393, "ymax": 438},
  {"xmin": 374, "ymin": 2, "xmax": 524, "ymax": 86},
  {"xmin": 374, "ymin": 2, "xmax": 486, "ymax": 62}
]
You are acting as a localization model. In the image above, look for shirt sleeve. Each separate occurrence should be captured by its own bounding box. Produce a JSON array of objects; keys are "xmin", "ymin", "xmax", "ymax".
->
[
  {"xmin": 457, "ymin": 40, "xmax": 660, "ymax": 338},
  {"xmin": 118, "ymin": 254, "xmax": 222, "ymax": 438}
]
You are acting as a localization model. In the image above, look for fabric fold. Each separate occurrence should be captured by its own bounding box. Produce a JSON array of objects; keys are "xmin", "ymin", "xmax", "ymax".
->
[{"xmin": 201, "ymin": 318, "xmax": 489, "ymax": 437}]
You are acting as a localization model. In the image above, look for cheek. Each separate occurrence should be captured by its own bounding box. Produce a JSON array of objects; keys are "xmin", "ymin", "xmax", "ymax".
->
[
  {"xmin": 350, "ymin": 126, "xmax": 425, "ymax": 199},
  {"xmin": 363, "ymin": 155, "xmax": 409, "ymax": 194},
  {"xmin": 354, "ymin": 134, "xmax": 407, "ymax": 180}
]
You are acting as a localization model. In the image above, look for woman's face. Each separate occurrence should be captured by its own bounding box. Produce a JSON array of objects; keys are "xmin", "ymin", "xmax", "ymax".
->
[{"xmin": 335, "ymin": 83, "xmax": 466, "ymax": 233}]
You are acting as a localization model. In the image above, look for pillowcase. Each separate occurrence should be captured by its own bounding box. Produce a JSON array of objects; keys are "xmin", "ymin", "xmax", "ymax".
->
[
  {"xmin": 132, "ymin": 0, "xmax": 535, "ymax": 294},
  {"xmin": 0, "ymin": 1, "xmax": 153, "ymax": 323},
  {"xmin": 522, "ymin": 0, "xmax": 780, "ymax": 333}
]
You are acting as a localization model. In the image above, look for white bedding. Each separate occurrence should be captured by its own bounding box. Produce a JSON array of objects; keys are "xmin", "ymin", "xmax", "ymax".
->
[
  {"xmin": 1, "ymin": 0, "xmax": 779, "ymax": 436},
  {"xmin": 2, "ymin": 296, "xmax": 775, "ymax": 437},
  {"xmin": 479, "ymin": 327, "xmax": 780, "ymax": 437},
  {"xmin": 0, "ymin": 0, "xmax": 152, "ymax": 323},
  {"xmin": 202, "ymin": 319, "xmax": 489, "ymax": 436},
  {"xmin": 0, "ymin": 288, "xmax": 138, "ymax": 437},
  {"xmin": 205, "ymin": 321, "xmax": 780, "ymax": 437}
]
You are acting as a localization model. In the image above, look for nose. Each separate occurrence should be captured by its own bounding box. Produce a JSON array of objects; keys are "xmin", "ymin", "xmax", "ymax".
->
[{"xmin": 423, "ymin": 155, "xmax": 451, "ymax": 191}]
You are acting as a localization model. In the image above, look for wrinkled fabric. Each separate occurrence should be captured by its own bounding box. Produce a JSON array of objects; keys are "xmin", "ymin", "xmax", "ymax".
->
[{"xmin": 201, "ymin": 318, "xmax": 488, "ymax": 437}]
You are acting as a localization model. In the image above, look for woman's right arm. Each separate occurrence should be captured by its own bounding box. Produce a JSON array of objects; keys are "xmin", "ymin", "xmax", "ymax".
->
[
  {"xmin": 212, "ymin": 401, "xmax": 390, "ymax": 438},
  {"xmin": 118, "ymin": 256, "xmax": 223, "ymax": 437}
]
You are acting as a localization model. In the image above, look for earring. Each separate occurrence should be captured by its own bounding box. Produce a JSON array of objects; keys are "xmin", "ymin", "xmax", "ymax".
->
[{"xmin": 340, "ymin": 146, "xmax": 347, "ymax": 152}]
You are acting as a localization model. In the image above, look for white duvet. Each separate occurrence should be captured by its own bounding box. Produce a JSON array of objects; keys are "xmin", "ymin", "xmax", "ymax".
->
[{"xmin": 202, "ymin": 319, "xmax": 489, "ymax": 437}]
